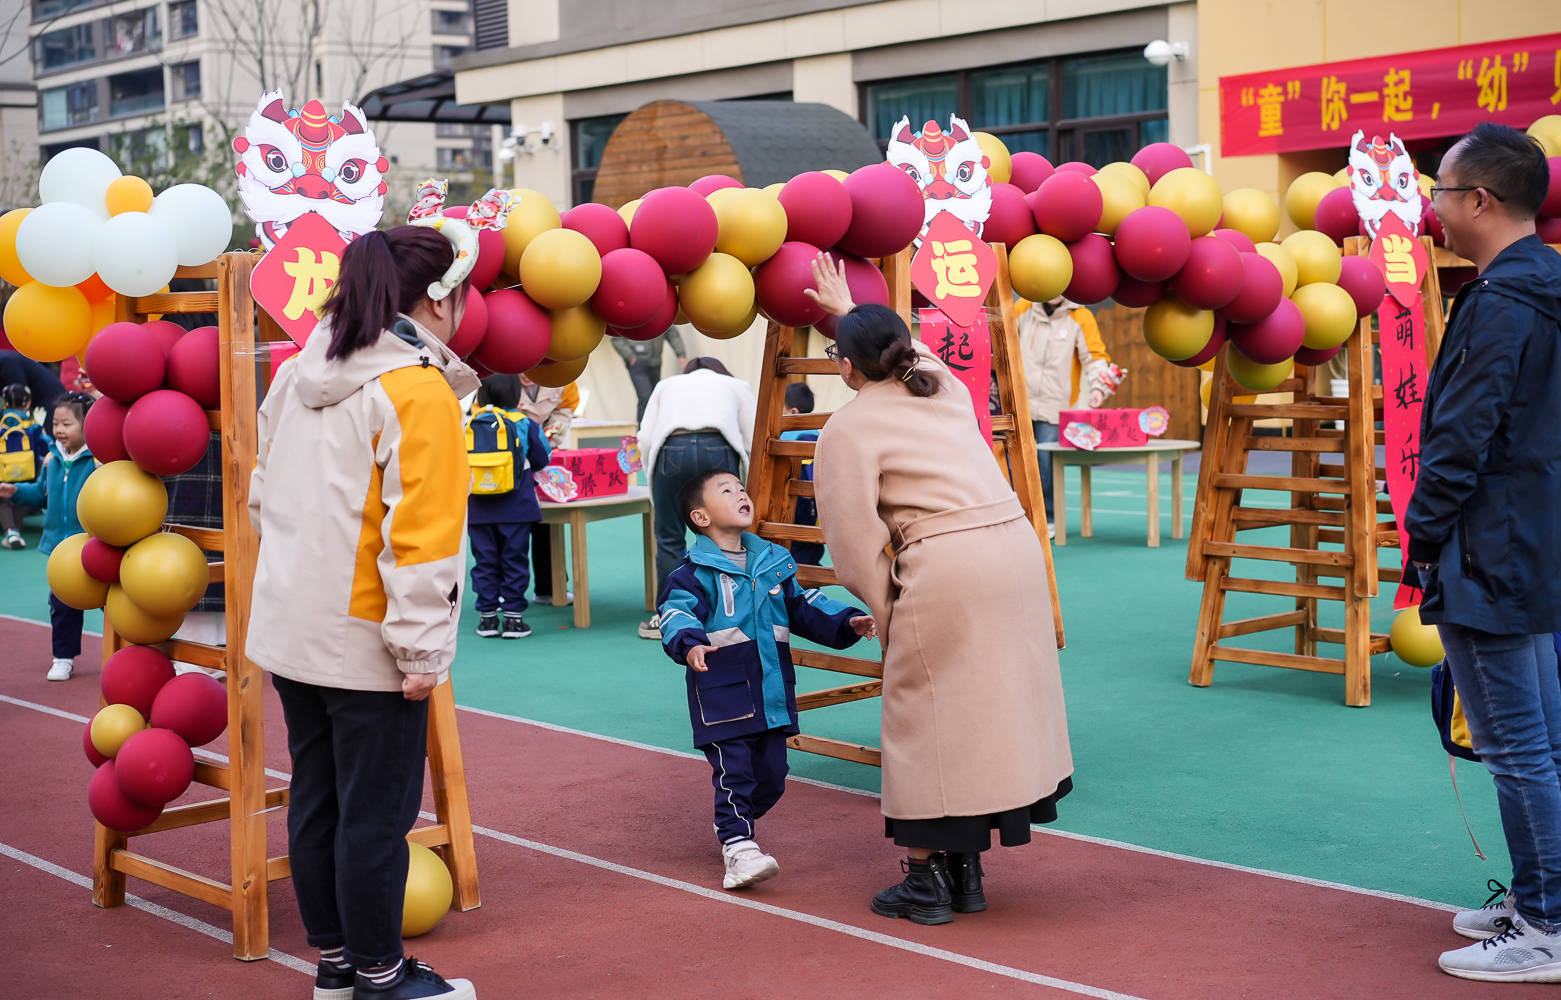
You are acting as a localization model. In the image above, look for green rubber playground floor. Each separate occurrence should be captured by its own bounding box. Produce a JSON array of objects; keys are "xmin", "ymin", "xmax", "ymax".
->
[{"xmin": 0, "ymin": 464, "xmax": 1506, "ymax": 910}]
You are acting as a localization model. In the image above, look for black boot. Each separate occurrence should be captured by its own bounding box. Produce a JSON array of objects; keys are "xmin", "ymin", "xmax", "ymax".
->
[
  {"xmin": 944, "ymin": 851, "xmax": 987, "ymax": 913},
  {"xmin": 871, "ymin": 856, "xmax": 954, "ymax": 925}
]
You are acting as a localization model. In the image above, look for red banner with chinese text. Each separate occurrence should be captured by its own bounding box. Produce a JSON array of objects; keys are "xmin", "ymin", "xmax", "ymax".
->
[
  {"xmin": 1379, "ymin": 292, "xmax": 1429, "ymax": 610},
  {"xmin": 1220, "ymin": 32, "xmax": 1561, "ymax": 156},
  {"xmin": 251, "ymin": 212, "xmax": 349, "ymax": 345},
  {"xmin": 918, "ymin": 307, "xmax": 992, "ymax": 443},
  {"xmin": 910, "ymin": 212, "xmax": 997, "ymax": 328}
]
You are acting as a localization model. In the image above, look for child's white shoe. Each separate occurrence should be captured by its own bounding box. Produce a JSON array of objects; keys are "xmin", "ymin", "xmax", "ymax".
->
[
  {"xmin": 47, "ymin": 658, "xmax": 73, "ymax": 681},
  {"xmin": 721, "ymin": 838, "xmax": 779, "ymax": 890},
  {"xmin": 2, "ymin": 530, "xmax": 24, "ymax": 549}
]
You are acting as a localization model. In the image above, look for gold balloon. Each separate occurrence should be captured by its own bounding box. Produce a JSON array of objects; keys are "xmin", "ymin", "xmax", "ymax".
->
[
  {"xmin": 1527, "ymin": 115, "xmax": 1561, "ymax": 158},
  {"xmin": 1097, "ymin": 161, "xmax": 1150, "ymax": 200},
  {"xmin": 1417, "ymin": 173, "xmax": 1435, "ymax": 200},
  {"xmin": 1199, "ymin": 375, "xmax": 1256, "ymax": 407},
  {"xmin": 519, "ymin": 228, "xmax": 602, "ymax": 309},
  {"xmin": 91, "ymin": 703, "xmax": 146, "ymax": 757},
  {"xmin": 1091, "ymin": 170, "xmax": 1147, "ymax": 236},
  {"xmin": 403, "ymin": 842, "xmax": 454, "ymax": 937},
  {"xmin": 1281, "ymin": 229, "xmax": 1342, "ymax": 287},
  {"xmin": 1284, "ymin": 171, "xmax": 1339, "ymax": 231},
  {"xmin": 678, "ymin": 252, "xmax": 755, "ymax": 334},
  {"xmin": 46, "ymin": 532, "xmax": 109, "ymax": 611},
  {"xmin": 78, "ymin": 461, "xmax": 169, "ymax": 547},
  {"xmin": 1333, "ymin": 167, "xmax": 1352, "ymax": 188},
  {"xmin": 822, "ymin": 169, "xmax": 850, "ymax": 183},
  {"xmin": 714, "ymin": 188, "xmax": 788, "ymax": 268},
  {"xmin": 119, "ymin": 531, "xmax": 209, "ymax": 618},
  {"xmin": 1291, "ymin": 282, "xmax": 1358, "ymax": 350},
  {"xmin": 1220, "ymin": 188, "xmax": 1281, "ymax": 244},
  {"xmin": 0, "ymin": 208, "xmax": 33, "ymax": 286},
  {"xmin": 696, "ymin": 306, "xmax": 757, "ymax": 340},
  {"xmin": 500, "ymin": 188, "xmax": 562, "ymax": 276},
  {"xmin": 1143, "ymin": 296, "xmax": 1216, "ymax": 361},
  {"xmin": 1148, "ymin": 167, "xmax": 1224, "ymax": 237},
  {"xmin": 617, "ymin": 198, "xmax": 641, "ymax": 227},
  {"xmin": 762, "ymin": 182, "xmax": 784, "ymax": 198},
  {"xmin": 527, "ymin": 354, "xmax": 589, "ymax": 387},
  {"xmin": 972, "ymin": 133, "xmax": 1012, "ymax": 185},
  {"xmin": 1390, "ymin": 604, "xmax": 1445, "ymax": 667},
  {"xmin": 706, "ymin": 187, "xmax": 741, "ymax": 209},
  {"xmin": 545, "ymin": 305, "xmax": 606, "ymax": 363},
  {"xmin": 105, "ymin": 175, "xmax": 155, "ymax": 216},
  {"xmin": 1226, "ymin": 347, "xmax": 1295, "ymax": 392},
  {"xmin": 105, "ymin": 584, "xmax": 185, "ymax": 645},
  {"xmin": 3, "ymin": 281, "xmax": 93, "ymax": 363},
  {"xmin": 1254, "ymin": 242, "xmax": 1299, "ymax": 297},
  {"xmin": 1007, "ymin": 234, "xmax": 1073, "ymax": 304}
]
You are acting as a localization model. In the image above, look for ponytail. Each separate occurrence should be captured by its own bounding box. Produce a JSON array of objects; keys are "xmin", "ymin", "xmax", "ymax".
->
[
  {"xmin": 878, "ymin": 338, "xmax": 939, "ymax": 399},
  {"xmin": 835, "ymin": 303, "xmax": 940, "ymax": 398},
  {"xmin": 321, "ymin": 226, "xmax": 460, "ymax": 361}
]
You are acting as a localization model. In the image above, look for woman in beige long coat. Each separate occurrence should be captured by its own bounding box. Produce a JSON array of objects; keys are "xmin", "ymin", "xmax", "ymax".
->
[{"xmin": 807, "ymin": 258, "xmax": 1073, "ymax": 927}]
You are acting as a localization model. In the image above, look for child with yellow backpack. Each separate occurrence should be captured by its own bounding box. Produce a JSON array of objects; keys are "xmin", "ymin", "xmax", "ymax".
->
[
  {"xmin": 466, "ymin": 375, "xmax": 551, "ymax": 639},
  {"xmin": 0, "ymin": 383, "xmax": 49, "ymax": 550}
]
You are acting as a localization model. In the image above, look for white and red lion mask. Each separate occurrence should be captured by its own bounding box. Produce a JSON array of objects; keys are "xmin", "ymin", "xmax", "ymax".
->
[
  {"xmin": 885, "ymin": 115, "xmax": 994, "ymax": 241},
  {"xmin": 1348, "ymin": 129, "xmax": 1423, "ymax": 241}
]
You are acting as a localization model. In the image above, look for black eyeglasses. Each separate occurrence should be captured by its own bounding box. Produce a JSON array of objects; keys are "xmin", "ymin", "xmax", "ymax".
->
[
  {"xmin": 1429, "ymin": 185, "xmax": 1505, "ymax": 202},
  {"xmin": 824, "ymin": 343, "xmax": 841, "ymax": 361}
]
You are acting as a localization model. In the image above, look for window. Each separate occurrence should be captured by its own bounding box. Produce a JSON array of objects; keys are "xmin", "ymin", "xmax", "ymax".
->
[
  {"xmin": 169, "ymin": 60, "xmax": 200, "ymax": 102},
  {"xmin": 437, "ymin": 147, "xmax": 472, "ymax": 170},
  {"xmin": 569, "ymin": 113, "xmax": 624, "ymax": 205},
  {"xmin": 105, "ymin": 7, "xmax": 160, "ymax": 57},
  {"xmin": 169, "ymin": 0, "xmax": 197, "ymax": 39},
  {"xmin": 861, "ymin": 50, "xmax": 1168, "ymax": 166},
  {"xmin": 40, "ymin": 80, "xmax": 99, "ymax": 130},
  {"xmin": 436, "ymin": 122, "xmax": 486, "ymax": 139},
  {"xmin": 432, "ymin": 43, "xmax": 469, "ymax": 71},
  {"xmin": 432, "ymin": 9, "xmax": 472, "ymax": 36},
  {"xmin": 33, "ymin": 23, "xmax": 96, "ymax": 72},
  {"xmin": 31, "ymin": 0, "xmax": 96, "ymax": 19},
  {"xmin": 108, "ymin": 66, "xmax": 164, "ymax": 117}
]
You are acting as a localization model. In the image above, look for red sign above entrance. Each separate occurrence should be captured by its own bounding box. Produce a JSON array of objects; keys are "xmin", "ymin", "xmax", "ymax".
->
[{"xmin": 1220, "ymin": 32, "xmax": 1561, "ymax": 157}]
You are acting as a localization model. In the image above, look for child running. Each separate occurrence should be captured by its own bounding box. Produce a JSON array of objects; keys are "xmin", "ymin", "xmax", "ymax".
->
[
  {"xmin": 0, "ymin": 383, "xmax": 49, "ymax": 549},
  {"xmin": 0, "ymin": 391, "xmax": 97, "ymax": 680},
  {"xmin": 657, "ymin": 469, "xmax": 874, "ymax": 889}
]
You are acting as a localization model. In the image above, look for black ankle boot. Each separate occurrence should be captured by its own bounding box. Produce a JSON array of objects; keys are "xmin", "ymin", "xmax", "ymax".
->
[
  {"xmin": 870, "ymin": 856, "xmax": 954, "ymax": 925},
  {"xmin": 944, "ymin": 851, "xmax": 987, "ymax": 913}
]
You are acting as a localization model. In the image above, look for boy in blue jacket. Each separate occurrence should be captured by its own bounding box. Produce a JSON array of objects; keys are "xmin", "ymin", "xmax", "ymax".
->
[
  {"xmin": 0, "ymin": 391, "xmax": 97, "ymax": 680},
  {"xmin": 467, "ymin": 375, "xmax": 551, "ymax": 639},
  {"xmin": 658, "ymin": 468, "xmax": 874, "ymax": 889}
]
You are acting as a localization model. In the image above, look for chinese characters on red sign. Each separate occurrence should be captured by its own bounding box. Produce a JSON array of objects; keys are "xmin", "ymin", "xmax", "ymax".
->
[
  {"xmin": 1369, "ymin": 212, "xmax": 1430, "ymax": 308},
  {"xmin": 1371, "ymin": 234, "xmax": 1430, "ymax": 609},
  {"xmin": 910, "ymin": 211, "xmax": 997, "ymax": 328},
  {"xmin": 1220, "ymin": 32, "xmax": 1561, "ymax": 156},
  {"xmin": 918, "ymin": 307, "xmax": 992, "ymax": 442},
  {"xmin": 250, "ymin": 211, "xmax": 349, "ymax": 345}
]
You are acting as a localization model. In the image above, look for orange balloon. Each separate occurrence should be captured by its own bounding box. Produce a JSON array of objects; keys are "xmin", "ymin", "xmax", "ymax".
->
[
  {"xmin": 0, "ymin": 208, "xmax": 32, "ymax": 286},
  {"xmin": 89, "ymin": 296, "xmax": 116, "ymax": 334},
  {"xmin": 2, "ymin": 281, "xmax": 93, "ymax": 362},
  {"xmin": 105, "ymin": 176, "xmax": 155, "ymax": 215},
  {"xmin": 77, "ymin": 273, "xmax": 115, "ymax": 301}
]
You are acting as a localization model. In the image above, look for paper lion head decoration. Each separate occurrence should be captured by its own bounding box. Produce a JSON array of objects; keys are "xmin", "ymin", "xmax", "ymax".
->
[{"xmin": 406, "ymin": 179, "xmax": 514, "ymax": 301}]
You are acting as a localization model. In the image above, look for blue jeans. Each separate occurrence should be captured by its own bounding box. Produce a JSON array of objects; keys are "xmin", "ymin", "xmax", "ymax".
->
[
  {"xmin": 1033, "ymin": 420, "xmax": 1059, "ymax": 519},
  {"xmin": 1439, "ymin": 623, "xmax": 1561, "ymax": 931},
  {"xmin": 651, "ymin": 432, "xmax": 740, "ymax": 599}
]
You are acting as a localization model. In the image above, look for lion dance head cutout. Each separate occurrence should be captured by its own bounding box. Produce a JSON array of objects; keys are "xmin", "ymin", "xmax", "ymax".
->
[
  {"xmin": 232, "ymin": 90, "xmax": 389, "ymax": 249},
  {"xmin": 406, "ymin": 179, "xmax": 513, "ymax": 300},
  {"xmin": 885, "ymin": 115, "xmax": 994, "ymax": 242},
  {"xmin": 1347, "ymin": 130, "xmax": 1423, "ymax": 241}
]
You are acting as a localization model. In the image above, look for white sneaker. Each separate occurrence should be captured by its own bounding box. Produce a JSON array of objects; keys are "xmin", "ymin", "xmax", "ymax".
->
[
  {"xmin": 721, "ymin": 838, "xmax": 779, "ymax": 890},
  {"xmin": 1439, "ymin": 911, "xmax": 1561, "ymax": 982},
  {"xmin": 2, "ymin": 530, "xmax": 23, "ymax": 550},
  {"xmin": 47, "ymin": 658, "xmax": 72, "ymax": 681},
  {"xmin": 1452, "ymin": 880, "xmax": 1517, "ymax": 940},
  {"xmin": 638, "ymin": 614, "xmax": 661, "ymax": 640}
]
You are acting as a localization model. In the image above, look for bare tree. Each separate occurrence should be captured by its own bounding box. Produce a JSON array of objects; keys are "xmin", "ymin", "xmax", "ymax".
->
[{"xmin": 0, "ymin": 2, "xmax": 66, "ymax": 70}]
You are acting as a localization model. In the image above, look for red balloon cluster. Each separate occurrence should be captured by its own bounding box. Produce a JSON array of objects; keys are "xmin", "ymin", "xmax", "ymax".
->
[{"xmin": 82, "ymin": 321, "xmax": 213, "ymax": 476}]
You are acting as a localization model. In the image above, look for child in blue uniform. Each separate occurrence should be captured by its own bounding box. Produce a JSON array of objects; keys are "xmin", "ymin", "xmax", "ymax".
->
[
  {"xmin": 658, "ymin": 469, "xmax": 874, "ymax": 889},
  {"xmin": 466, "ymin": 375, "xmax": 551, "ymax": 639},
  {"xmin": 0, "ymin": 383, "xmax": 49, "ymax": 549}
]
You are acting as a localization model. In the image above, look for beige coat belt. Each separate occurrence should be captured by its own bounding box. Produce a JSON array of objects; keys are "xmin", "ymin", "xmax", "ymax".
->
[{"xmin": 891, "ymin": 495, "xmax": 1026, "ymax": 550}]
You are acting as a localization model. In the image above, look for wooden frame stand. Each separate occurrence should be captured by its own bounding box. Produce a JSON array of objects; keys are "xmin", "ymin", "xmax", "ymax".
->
[
  {"xmin": 744, "ymin": 246, "xmax": 1063, "ymax": 765},
  {"xmin": 92, "ymin": 253, "xmax": 480, "ymax": 959}
]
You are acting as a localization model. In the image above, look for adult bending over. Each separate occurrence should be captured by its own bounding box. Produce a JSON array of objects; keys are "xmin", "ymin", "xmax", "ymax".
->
[{"xmin": 807, "ymin": 256, "xmax": 1073, "ymax": 925}]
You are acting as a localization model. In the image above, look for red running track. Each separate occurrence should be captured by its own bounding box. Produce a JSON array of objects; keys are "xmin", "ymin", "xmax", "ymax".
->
[{"xmin": 0, "ymin": 616, "xmax": 1536, "ymax": 999}]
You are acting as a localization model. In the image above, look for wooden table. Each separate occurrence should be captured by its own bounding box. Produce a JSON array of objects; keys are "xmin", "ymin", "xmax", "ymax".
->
[
  {"xmin": 564, "ymin": 419, "xmax": 638, "ymax": 450},
  {"xmin": 538, "ymin": 486, "xmax": 655, "ymax": 628},
  {"xmin": 1038, "ymin": 439, "xmax": 1201, "ymax": 548}
]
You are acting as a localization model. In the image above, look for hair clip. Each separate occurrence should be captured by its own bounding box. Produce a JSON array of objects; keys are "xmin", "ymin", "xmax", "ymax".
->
[
  {"xmin": 406, "ymin": 180, "xmax": 514, "ymax": 300},
  {"xmin": 901, "ymin": 367, "xmax": 916, "ymax": 382}
]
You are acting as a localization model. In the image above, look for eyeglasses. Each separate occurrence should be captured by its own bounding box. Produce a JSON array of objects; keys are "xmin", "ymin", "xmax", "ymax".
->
[
  {"xmin": 1429, "ymin": 185, "xmax": 1505, "ymax": 202},
  {"xmin": 824, "ymin": 343, "xmax": 841, "ymax": 361}
]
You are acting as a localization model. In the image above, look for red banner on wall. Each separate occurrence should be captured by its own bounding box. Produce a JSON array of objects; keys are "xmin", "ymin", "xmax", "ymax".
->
[{"xmin": 1220, "ymin": 32, "xmax": 1561, "ymax": 157}]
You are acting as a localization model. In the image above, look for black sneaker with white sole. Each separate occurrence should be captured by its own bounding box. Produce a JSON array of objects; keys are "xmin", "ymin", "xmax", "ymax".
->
[
  {"xmin": 475, "ymin": 613, "xmax": 500, "ymax": 637},
  {"xmin": 501, "ymin": 614, "xmax": 531, "ymax": 638},
  {"xmin": 352, "ymin": 957, "xmax": 476, "ymax": 999},
  {"xmin": 314, "ymin": 961, "xmax": 355, "ymax": 1000}
]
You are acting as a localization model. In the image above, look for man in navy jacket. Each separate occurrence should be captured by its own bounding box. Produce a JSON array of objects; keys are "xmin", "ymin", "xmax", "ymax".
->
[{"xmin": 1408, "ymin": 122, "xmax": 1561, "ymax": 983}]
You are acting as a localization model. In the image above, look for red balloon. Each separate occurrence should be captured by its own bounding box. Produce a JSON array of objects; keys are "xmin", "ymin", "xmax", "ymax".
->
[
  {"xmin": 1440, "ymin": 266, "xmax": 1477, "ymax": 296},
  {"xmin": 85, "ymin": 323, "xmax": 166, "ymax": 403},
  {"xmin": 1294, "ymin": 344, "xmax": 1343, "ymax": 366},
  {"xmin": 1421, "ymin": 202, "xmax": 1445, "ymax": 246},
  {"xmin": 1131, "ymin": 143, "xmax": 1195, "ymax": 186},
  {"xmin": 89, "ymin": 760, "xmax": 163, "ymax": 832},
  {"xmin": 474, "ymin": 289, "xmax": 551, "ymax": 374},
  {"xmin": 1543, "ymin": 157, "xmax": 1561, "ymax": 218},
  {"xmin": 1054, "ymin": 161, "xmax": 1098, "ymax": 176},
  {"xmin": 1029, "ymin": 172, "xmax": 1103, "ymax": 243},
  {"xmin": 442, "ymin": 206, "xmax": 504, "ymax": 291},
  {"xmin": 1212, "ymin": 228, "xmax": 1257, "ymax": 254},
  {"xmin": 1064, "ymin": 234, "xmax": 1120, "ymax": 305},
  {"xmin": 630, "ymin": 187, "xmax": 718, "ymax": 275},
  {"xmin": 165, "ymin": 326, "xmax": 221, "ymax": 409},
  {"xmin": 688, "ymin": 174, "xmax": 743, "ymax": 197},
  {"xmin": 838, "ymin": 163, "xmax": 924, "ymax": 258},
  {"xmin": 1537, "ymin": 215, "xmax": 1561, "ymax": 244},
  {"xmin": 815, "ymin": 256, "xmax": 890, "ymax": 338},
  {"xmin": 778, "ymin": 172, "xmax": 853, "ymax": 251},
  {"xmin": 1219, "ymin": 252, "xmax": 1284, "ymax": 324},
  {"xmin": 562, "ymin": 203, "xmax": 630, "ymax": 258},
  {"xmin": 83, "ymin": 396, "xmax": 130, "ymax": 463},
  {"xmin": 81, "ymin": 537, "xmax": 126, "ymax": 584},
  {"xmin": 115, "ymin": 727, "xmax": 195, "ymax": 806},
  {"xmin": 141, "ymin": 320, "xmax": 186, "ymax": 359},
  {"xmin": 150, "ymin": 671, "xmax": 228, "ymax": 747},
  {"xmin": 1008, "ymin": 152, "xmax": 1055, "ymax": 194},
  {"xmin": 1115, "ymin": 206, "xmax": 1192, "ymax": 283},
  {"xmin": 123, "ymin": 389, "xmax": 209, "ymax": 476},
  {"xmin": 1111, "ymin": 275, "xmax": 1166, "ymax": 308},
  {"xmin": 755, "ymin": 241, "xmax": 827, "ymax": 329},
  {"xmin": 1337, "ymin": 256, "xmax": 1387, "ymax": 319},
  {"xmin": 1171, "ymin": 236, "xmax": 1243, "ymax": 310},
  {"xmin": 980, "ymin": 183, "xmax": 1037, "ymax": 250},
  {"xmin": 611, "ymin": 283, "xmax": 678, "ymax": 341},
  {"xmin": 1314, "ymin": 187, "xmax": 1359, "ymax": 246},
  {"xmin": 1171, "ymin": 316, "xmax": 1228, "ymax": 368},
  {"xmin": 592, "ymin": 248, "xmax": 670, "ymax": 328},
  {"xmin": 101, "ymin": 645, "xmax": 175, "ymax": 717},
  {"xmin": 1229, "ymin": 296, "xmax": 1305, "ymax": 365},
  {"xmin": 84, "ymin": 722, "xmax": 109, "ymax": 768},
  {"xmin": 446, "ymin": 288, "xmax": 488, "ymax": 359}
]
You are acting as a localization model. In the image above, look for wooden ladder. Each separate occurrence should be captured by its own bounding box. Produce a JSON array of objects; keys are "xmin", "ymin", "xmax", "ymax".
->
[{"xmin": 92, "ymin": 252, "xmax": 481, "ymax": 959}]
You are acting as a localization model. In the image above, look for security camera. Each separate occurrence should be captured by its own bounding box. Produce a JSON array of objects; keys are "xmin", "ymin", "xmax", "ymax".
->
[
  {"xmin": 539, "ymin": 121, "xmax": 555, "ymax": 146},
  {"xmin": 1143, "ymin": 40, "xmax": 1189, "ymax": 67}
]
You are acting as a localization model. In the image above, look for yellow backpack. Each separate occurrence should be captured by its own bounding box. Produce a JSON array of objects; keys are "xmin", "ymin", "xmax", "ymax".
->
[
  {"xmin": 465, "ymin": 407, "xmax": 516, "ymax": 495},
  {"xmin": 0, "ymin": 414, "xmax": 37, "ymax": 484}
]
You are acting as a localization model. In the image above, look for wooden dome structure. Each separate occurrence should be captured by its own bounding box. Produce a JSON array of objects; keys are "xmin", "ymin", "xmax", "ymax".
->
[{"xmin": 591, "ymin": 100, "xmax": 885, "ymax": 208}]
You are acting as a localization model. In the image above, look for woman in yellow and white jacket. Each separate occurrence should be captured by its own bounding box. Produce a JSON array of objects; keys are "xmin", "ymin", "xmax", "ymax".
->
[{"xmin": 247, "ymin": 224, "xmax": 480, "ymax": 1000}]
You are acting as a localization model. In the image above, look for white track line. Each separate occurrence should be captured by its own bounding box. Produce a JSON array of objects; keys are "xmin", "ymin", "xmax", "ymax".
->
[{"xmin": 0, "ymin": 840, "xmax": 313, "ymax": 975}]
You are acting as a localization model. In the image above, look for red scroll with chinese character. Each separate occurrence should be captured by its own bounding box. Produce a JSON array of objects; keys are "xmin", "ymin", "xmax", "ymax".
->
[
  {"xmin": 250, "ymin": 211, "xmax": 348, "ymax": 346},
  {"xmin": 911, "ymin": 212, "xmax": 997, "ymax": 327},
  {"xmin": 918, "ymin": 307, "xmax": 992, "ymax": 442},
  {"xmin": 1370, "ymin": 215, "xmax": 1432, "ymax": 609}
]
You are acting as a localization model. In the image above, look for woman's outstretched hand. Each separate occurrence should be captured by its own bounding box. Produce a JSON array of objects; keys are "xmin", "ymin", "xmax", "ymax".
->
[{"xmin": 803, "ymin": 252, "xmax": 855, "ymax": 317}]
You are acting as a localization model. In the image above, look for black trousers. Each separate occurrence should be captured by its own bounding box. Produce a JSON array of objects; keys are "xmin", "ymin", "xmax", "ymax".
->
[
  {"xmin": 272, "ymin": 675, "xmax": 429, "ymax": 968},
  {"xmin": 469, "ymin": 521, "xmax": 532, "ymax": 613},
  {"xmin": 49, "ymin": 593, "xmax": 82, "ymax": 659},
  {"xmin": 531, "ymin": 526, "xmax": 566, "ymax": 597},
  {"xmin": 702, "ymin": 728, "xmax": 790, "ymax": 845},
  {"xmin": 627, "ymin": 360, "xmax": 660, "ymax": 423}
]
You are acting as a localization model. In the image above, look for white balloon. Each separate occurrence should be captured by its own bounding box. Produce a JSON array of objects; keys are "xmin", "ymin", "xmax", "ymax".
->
[
  {"xmin": 38, "ymin": 147, "xmax": 122, "ymax": 219},
  {"xmin": 15, "ymin": 202, "xmax": 100, "ymax": 286},
  {"xmin": 94, "ymin": 212, "xmax": 179, "ymax": 297},
  {"xmin": 149, "ymin": 184, "xmax": 234, "ymax": 266}
]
